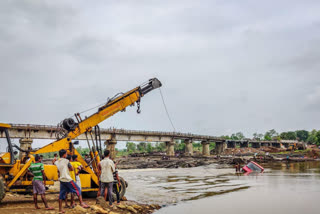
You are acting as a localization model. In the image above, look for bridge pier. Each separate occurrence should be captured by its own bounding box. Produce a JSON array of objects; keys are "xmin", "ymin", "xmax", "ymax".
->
[
  {"xmin": 105, "ymin": 138, "xmax": 117, "ymax": 159},
  {"xmin": 201, "ymin": 141, "xmax": 210, "ymax": 156},
  {"xmin": 166, "ymin": 141, "xmax": 175, "ymax": 156},
  {"xmin": 19, "ymin": 138, "xmax": 33, "ymax": 159},
  {"xmin": 184, "ymin": 139, "xmax": 193, "ymax": 156},
  {"xmin": 240, "ymin": 141, "xmax": 248, "ymax": 148},
  {"xmin": 215, "ymin": 142, "xmax": 225, "ymax": 154},
  {"xmin": 272, "ymin": 142, "xmax": 281, "ymax": 148},
  {"xmin": 227, "ymin": 141, "xmax": 235, "ymax": 148}
]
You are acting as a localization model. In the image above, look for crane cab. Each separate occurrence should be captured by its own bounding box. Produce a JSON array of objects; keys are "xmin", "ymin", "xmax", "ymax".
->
[{"xmin": 0, "ymin": 123, "xmax": 14, "ymax": 166}]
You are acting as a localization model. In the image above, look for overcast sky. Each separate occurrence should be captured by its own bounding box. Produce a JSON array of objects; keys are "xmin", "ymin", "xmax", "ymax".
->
[{"xmin": 1, "ymin": 0, "xmax": 320, "ymax": 139}]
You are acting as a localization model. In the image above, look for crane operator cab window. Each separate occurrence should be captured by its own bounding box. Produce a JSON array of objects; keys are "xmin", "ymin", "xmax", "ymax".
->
[{"xmin": 0, "ymin": 126, "xmax": 13, "ymax": 165}]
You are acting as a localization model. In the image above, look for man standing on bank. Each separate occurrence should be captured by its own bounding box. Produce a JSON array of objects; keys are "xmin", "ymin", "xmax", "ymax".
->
[
  {"xmin": 28, "ymin": 154, "xmax": 54, "ymax": 210},
  {"xmin": 98, "ymin": 150, "xmax": 115, "ymax": 207},
  {"xmin": 55, "ymin": 149, "xmax": 89, "ymax": 213}
]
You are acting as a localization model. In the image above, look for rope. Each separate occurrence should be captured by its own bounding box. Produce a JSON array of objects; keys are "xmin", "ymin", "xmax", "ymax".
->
[
  {"xmin": 78, "ymin": 102, "xmax": 105, "ymax": 114},
  {"xmin": 159, "ymin": 88, "xmax": 176, "ymax": 132}
]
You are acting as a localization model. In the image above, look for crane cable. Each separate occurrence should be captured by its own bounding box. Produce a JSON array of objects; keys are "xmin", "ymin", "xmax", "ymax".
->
[{"xmin": 159, "ymin": 88, "xmax": 176, "ymax": 132}]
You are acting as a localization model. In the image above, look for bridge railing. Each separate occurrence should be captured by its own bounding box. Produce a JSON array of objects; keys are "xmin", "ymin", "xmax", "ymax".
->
[{"xmin": 9, "ymin": 123, "xmax": 223, "ymax": 141}]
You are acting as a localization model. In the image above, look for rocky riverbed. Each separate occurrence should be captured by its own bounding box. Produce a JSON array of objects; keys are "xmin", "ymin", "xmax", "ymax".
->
[
  {"xmin": 115, "ymin": 150, "xmax": 320, "ymax": 170},
  {"xmin": 0, "ymin": 193, "xmax": 160, "ymax": 214}
]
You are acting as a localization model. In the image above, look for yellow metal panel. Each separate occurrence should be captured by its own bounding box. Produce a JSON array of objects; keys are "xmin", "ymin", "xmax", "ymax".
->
[
  {"xmin": 79, "ymin": 174, "xmax": 91, "ymax": 188},
  {"xmin": 9, "ymin": 160, "xmax": 21, "ymax": 176},
  {"xmin": 44, "ymin": 165, "xmax": 59, "ymax": 180},
  {"xmin": 8, "ymin": 156, "xmax": 34, "ymax": 188},
  {"xmin": 21, "ymin": 181, "xmax": 54, "ymax": 186},
  {"xmin": 81, "ymin": 188, "xmax": 99, "ymax": 192},
  {"xmin": 32, "ymin": 138, "xmax": 70, "ymax": 154},
  {"xmin": 0, "ymin": 123, "xmax": 11, "ymax": 128},
  {"xmin": 0, "ymin": 152, "xmax": 11, "ymax": 164},
  {"xmin": 74, "ymin": 149, "xmax": 99, "ymax": 186}
]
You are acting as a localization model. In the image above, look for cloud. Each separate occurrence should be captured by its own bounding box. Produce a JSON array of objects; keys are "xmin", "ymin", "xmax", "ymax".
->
[
  {"xmin": 1, "ymin": 0, "xmax": 320, "ymax": 140},
  {"xmin": 306, "ymin": 86, "xmax": 320, "ymax": 111}
]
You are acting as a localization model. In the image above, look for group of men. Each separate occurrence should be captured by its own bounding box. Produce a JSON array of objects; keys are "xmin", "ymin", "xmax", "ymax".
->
[{"xmin": 28, "ymin": 149, "xmax": 120, "ymax": 213}]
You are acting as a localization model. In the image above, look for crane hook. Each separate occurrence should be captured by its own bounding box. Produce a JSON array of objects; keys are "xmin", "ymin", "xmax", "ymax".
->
[{"xmin": 137, "ymin": 100, "xmax": 141, "ymax": 114}]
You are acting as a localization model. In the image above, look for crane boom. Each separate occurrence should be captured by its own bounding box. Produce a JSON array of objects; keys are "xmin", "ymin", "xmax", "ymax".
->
[{"xmin": 33, "ymin": 78, "xmax": 162, "ymax": 154}]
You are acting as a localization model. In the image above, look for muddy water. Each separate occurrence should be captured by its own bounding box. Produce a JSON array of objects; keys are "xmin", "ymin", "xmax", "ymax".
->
[{"xmin": 120, "ymin": 162, "xmax": 320, "ymax": 214}]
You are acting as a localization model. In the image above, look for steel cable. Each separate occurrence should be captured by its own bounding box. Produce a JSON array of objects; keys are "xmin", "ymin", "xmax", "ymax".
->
[{"xmin": 159, "ymin": 88, "xmax": 176, "ymax": 132}]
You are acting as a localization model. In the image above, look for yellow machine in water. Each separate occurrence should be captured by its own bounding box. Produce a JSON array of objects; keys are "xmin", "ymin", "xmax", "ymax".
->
[{"xmin": 0, "ymin": 78, "xmax": 162, "ymax": 202}]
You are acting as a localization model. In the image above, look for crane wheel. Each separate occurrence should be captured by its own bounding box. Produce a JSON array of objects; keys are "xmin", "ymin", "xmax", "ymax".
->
[
  {"xmin": 0, "ymin": 176, "xmax": 6, "ymax": 202},
  {"xmin": 82, "ymin": 177, "xmax": 127, "ymax": 200},
  {"xmin": 113, "ymin": 177, "xmax": 126, "ymax": 201}
]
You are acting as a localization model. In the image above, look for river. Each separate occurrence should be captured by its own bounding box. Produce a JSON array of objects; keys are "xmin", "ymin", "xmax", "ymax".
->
[{"xmin": 120, "ymin": 161, "xmax": 320, "ymax": 214}]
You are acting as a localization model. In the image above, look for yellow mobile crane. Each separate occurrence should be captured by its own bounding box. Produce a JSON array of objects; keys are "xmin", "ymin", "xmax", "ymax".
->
[{"xmin": 0, "ymin": 78, "xmax": 162, "ymax": 201}]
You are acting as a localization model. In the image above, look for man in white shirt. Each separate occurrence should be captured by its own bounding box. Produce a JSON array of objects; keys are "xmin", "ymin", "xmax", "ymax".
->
[
  {"xmin": 98, "ymin": 150, "xmax": 115, "ymax": 206},
  {"xmin": 55, "ymin": 149, "xmax": 89, "ymax": 213}
]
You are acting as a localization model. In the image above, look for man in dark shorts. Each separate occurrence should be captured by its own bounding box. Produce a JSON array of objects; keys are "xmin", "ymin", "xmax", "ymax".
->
[
  {"xmin": 98, "ymin": 150, "xmax": 115, "ymax": 207},
  {"xmin": 55, "ymin": 149, "xmax": 89, "ymax": 213},
  {"xmin": 28, "ymin": 154, "xmax": 54, "ymax": 210}
]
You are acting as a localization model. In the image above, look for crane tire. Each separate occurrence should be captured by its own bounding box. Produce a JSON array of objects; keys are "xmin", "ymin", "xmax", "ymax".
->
[
  {"xmin": 112, "ymin": 177, "xmax": 126, "ymax": 201},
  {"xmin": 0, "ymin": 176, "xmax": 6, "ymax": 202}
]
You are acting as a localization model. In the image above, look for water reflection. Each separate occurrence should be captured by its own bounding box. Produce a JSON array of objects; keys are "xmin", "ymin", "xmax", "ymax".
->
[{"xmin": 153, "ymin": 161, "xmax": 320, "ymax": 214}]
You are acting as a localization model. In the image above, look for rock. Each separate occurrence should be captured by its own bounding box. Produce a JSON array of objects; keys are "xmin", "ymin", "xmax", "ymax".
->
[
  {"xmin": 96, "ymin": 196, "xmax": 109, "ymax": 210},
  {"xmin": 117, "ymin": 204, "xmax": 127, "ymax": 209},
  {"xmin": 109, "ymin": 212, "xmax": 120, "ymax": 214},
  {"xmin": 150, "ymin": 204, "xmax": 161, "ymax": 209},
  {"xmin": 131, "ymin": 204, "xmax": 142, "ymax": 210},
  {"xmin": 121, "ymin": 196, "xmax": 128, "ymax": 201},
  {"xmin": 74, "ymin": 205, "xmax": 87, "ymax": 213},
  {"xmin": 126, "ymin": 206, "xmax": 138, "ymax": 213},
  {"xmin": 91, "ymin": 205, "xmax": 109, "ymax": 214}
]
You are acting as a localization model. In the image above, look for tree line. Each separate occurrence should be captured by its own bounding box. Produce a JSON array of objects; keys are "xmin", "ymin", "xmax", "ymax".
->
[{"xmin": 222, "ymin": 129, "xmax": 320, "ymax": 145}]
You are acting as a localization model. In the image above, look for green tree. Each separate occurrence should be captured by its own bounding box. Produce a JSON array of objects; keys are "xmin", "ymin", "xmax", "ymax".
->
[
  {"xmin": 76, "ymin": 146, "xmax": 90, "ymax": 157},
  {"xmin": 146, "ymin": 143, "xmax": 153, "ymax": 153},
  {"xmin": 220, "ymin": 135, "xmax": 231, "ymax": 139},
  {"xmin": 231, "ymin": 132, "xmax": 245, "ymax": 140},
  {"xmin": 192, "ymin": 142, "xmax": 201, "ymax": 151},
  {"xmin": 126, "ymin": 142, "xmax": 136, "ymax": 153},
  {"xmin": 174, "ymin": 141, "xmax": 185, "ymax": 151},
  {"xmin": 264, "ymin": 129, "xmax": 278, "ymax": 141},
  {"xmin": 253, "ymin": 133, "xmax": 263, "ymax": 140},
  {"xmin": 209, "ymin": 142, "xmax": 216, "ymax": 150},
  {"xmin": 307, "ymin": 129, "xmax": 318, "ymax": 144},
  {"xmin": 295, "ymin": 130, "xmax": 309, "ymax": 142},
  {"xmin": 280, "ymin": 131, "xmax": 296, "ymax": 140},
  {"xmin": 137, "ymin": 142, "xmax": 147, "ymax": 152},
  {"xmin": 315, "ymin": 131, "xmax": 320, "ymax": 146},
  {"xmin": 155, "ymin": 142, "xmax": 166, "ymax": 152}
]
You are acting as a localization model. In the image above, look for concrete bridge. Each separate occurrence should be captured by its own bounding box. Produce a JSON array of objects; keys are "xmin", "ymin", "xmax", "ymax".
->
[
  {"xmin": 0, "ymin": 124, "xmax": 305, "ymax": 158},
  {"xmin": 225, "ymin": 139, "xmax": 306, "ymax": 150},
  {"xmin": 1, "ymin": 124, "xmax": 225, "ymax": 158}
]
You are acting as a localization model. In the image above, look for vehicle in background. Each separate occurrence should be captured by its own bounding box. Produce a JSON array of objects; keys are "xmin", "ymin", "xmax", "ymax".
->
[{"xmin": 242, "ymin": 161, "xmax": 264, "ymax": 175}]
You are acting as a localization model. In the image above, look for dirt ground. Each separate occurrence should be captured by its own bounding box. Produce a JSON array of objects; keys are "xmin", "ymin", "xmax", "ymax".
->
[{"xmin": 0, "ymin": 193, "xmax": 160, "ymax": 214}]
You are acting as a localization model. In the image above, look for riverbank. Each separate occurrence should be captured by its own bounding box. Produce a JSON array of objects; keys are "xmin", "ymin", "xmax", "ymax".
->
[
  {"xmin": 0, "ymin": 193, "xmax": 161, "ymax": 214},
  {"xmin": 115, "ymin": 149, "xmax": 320, "ymax": 170}
]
